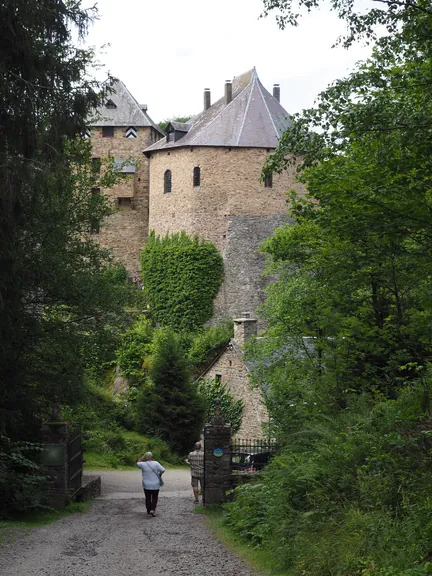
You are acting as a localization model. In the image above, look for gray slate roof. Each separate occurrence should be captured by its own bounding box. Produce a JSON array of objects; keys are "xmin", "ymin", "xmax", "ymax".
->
[
  {"xmin": 144, "ymin": 68, "xmax": 291, "ymax": 154},
  {"xmin": 88, "ymin": 80, "xmax": 164, "ymax": 135}
]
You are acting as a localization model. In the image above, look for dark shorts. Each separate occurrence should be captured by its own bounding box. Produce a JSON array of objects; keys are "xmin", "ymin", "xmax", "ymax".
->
[{"xmin": 191, "ymin": 476, "xmax": 204, "ymax": 489}]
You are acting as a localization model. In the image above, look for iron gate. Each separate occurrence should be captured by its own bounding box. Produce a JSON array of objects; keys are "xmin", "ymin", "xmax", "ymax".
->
[{"xmin": 68, "ymin": 428, "xmax": 83, "ymax": 496}]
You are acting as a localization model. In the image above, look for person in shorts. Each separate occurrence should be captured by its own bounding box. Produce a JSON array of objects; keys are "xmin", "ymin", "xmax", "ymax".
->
[{"xmin": 186, "ymin": 441, "xmax": 204, "ymax": 503}]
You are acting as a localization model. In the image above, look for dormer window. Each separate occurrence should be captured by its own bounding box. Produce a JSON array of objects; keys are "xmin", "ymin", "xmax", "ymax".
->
[
  {"xmin": 106, "ymin": 99, "xmax": 117, "ymax": 109},
  {"xmin": 125, "ymin": 126, "xmax": 137, "ymax": 138},
  {"xmin": 102, "ymin": 126, "xmax": 114, "ymax": 138},
  {"xmin": 264, "ymin": 172, "xmax": 273, "ymax": 188},
  {"xmin": 166, "ymin": 121, "xmax": 190, "ymax": 143},
  {"xmin": 193, "ymin": 167, "xmax": 201, "ymax": 187},
  {"xmin": 164, "ymin": 170, "xmax": 172, "ymax": 193}
]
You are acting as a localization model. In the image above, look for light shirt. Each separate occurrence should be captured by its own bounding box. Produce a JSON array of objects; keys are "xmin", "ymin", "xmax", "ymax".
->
[
  {"xmin": 137, "ymin": 460, "xmax": 165, "ymax": 490},
  {"xmin": 188, "ymin": 450, "xmax": 204, "ymax": 477}
]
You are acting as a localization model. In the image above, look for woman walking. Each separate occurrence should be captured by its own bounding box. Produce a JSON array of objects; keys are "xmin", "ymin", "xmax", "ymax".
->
[{"xmin": 136, "ymin": 452, "xmax": 165, "ymax": 517}]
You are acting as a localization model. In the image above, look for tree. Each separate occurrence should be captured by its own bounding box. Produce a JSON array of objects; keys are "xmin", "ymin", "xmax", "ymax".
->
[
  {"xmin": 135, "ymin": 328, "xmax": 205, "ymax": 454},
  {"xmin": 197, "ymin": 378, "xmax": 244, "ymax": 434},
  {"xmin": 141, "ymin": 232, "xmax": 224, "ymax": 332},
  {"xmin": 0, "ymin": 0, "xmax": 129, "ymax": 439}
]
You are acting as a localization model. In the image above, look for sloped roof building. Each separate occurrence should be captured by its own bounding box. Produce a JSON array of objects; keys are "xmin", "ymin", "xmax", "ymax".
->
[{"xmin": 144, "ymin": 68, "xmax": 302, "ymax": 326}]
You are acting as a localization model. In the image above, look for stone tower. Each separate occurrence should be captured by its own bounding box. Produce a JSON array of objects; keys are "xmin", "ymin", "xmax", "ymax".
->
[
  {"xmin": 88, "ymin": 80, "xmax": 164, "ymax": 275},
  {"xmin": 144, "ymin": 68, "xmax": 302, "ymax": 325}
]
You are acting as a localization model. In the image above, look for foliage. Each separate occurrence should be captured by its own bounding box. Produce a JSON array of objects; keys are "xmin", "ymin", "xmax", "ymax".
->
[
  {"xmin": 197, "ymin": 378, "xmax": 244, "ymax": 434},
  {"xmin": 135, "ymin": 327, "xmax": 205, "ymax": 454},
  {"xmin": 115, "ymin": 316, "xmax": 154, "ymax": 384},
  {"xmin": 220, "ymin": 2, "xmax": 432, "ymax": 574},
  {"xmin": 141, "ymin": 232, "xmax": 224, "ymax": 332},
  {"xmin": 188, "ymin": 320, "xmax": 234, "ymax": 377},
  {"xmin": 0, "ymin": 436, "xmax": 47, "ymax": 518},
  {"xmin": 0, "ymin": 0, "xmax": 131, "ymax": 444},
  {"xmin": 158, "ymin": 115, "xmax": 192, "ymax": 132},
  {"xmin": 224, "ymin": 382, "xmax": 432, "ymax": 575}
]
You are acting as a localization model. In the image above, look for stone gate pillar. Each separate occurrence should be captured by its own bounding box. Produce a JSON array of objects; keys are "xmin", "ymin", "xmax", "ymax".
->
[
  {"xmin": 41, "ymin": 399, "xmax": 70, "ymax": 509},
  {"xmin": 203, "ymin": 403, "xmax": 232, "ymax": 506}
]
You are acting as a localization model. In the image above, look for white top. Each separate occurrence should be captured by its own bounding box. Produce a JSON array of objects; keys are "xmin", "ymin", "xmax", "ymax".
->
[{"xmin": 137, "ymin": 460, "xmax": 165, "ymax": 490}]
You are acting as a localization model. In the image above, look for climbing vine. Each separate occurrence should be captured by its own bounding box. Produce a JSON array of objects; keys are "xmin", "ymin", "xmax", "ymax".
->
[{"xmin": 140, "ymin": 231, "xmax": 224, "ymax": 332}]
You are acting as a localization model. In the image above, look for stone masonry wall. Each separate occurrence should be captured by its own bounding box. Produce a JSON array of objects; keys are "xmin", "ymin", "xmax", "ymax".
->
[
  {"xmin": 148, "ymin": 146, "xmax": 302, "ymax": 320},
  {"xmin": 204, "ymin": 344, "xmax": 268, "ymax": 439},
  {"xmin": 90, "ymin": 126, "xmax": 158, "ymax": 275}
]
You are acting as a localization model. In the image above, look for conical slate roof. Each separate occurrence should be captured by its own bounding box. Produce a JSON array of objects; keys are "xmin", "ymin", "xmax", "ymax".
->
[
  {"xmin": 144, "ymin": 68, "xmax": 291, "ymax": 153},
  {"xmin": 88, "ymin": 80, "xmax": 164, "ymax": 134}
]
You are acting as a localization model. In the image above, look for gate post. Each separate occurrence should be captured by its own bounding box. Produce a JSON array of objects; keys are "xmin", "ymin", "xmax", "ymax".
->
[
  {"xmin": 204, "ymin": 403, "xmax": 232, "ymax": 506},
  {"xmin": 41, "ymin": 399, "xmax": 70, "ymax": 509}
]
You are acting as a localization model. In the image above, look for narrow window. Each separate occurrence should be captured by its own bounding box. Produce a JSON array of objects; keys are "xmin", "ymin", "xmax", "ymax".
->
[
  {"xmin": 118, "ymin": 197, "xmax": 132, "ymax": 209},
  {"xmin": 102, "ymin": 126, "xmax": 114, "ymax": 138},
  {"xmin": 264, "ymin": 172, "xmax": 273, "ymax": 188},
  {"xmin": 164, "ymin": 170, "xmax": 172, "ymax": 193},
  {"xmin": 90, "ymin": 188, "xmax": 100, "ymax": 233},
  {"xmin": 92, "ymin": 158, "xmax": 101, "ymax": 173},
  {"xmin": 215, "ymin": 374, "xmax": 222, "ymax": 383},
  {"xmin": 193, "ymin": 166, "xmax": 201, "ymax": 187}
]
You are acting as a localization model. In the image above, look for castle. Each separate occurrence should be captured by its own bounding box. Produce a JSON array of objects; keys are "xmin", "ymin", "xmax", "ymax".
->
[{"xmin": 88, "ymin": 68, "xmax": 301, "ymax": 324}]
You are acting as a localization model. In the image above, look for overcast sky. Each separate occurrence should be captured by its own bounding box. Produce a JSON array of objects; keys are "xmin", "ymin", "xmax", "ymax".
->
[{"xmin": 82, "ymin": 0, "xmax": 372, "ymax": 123}]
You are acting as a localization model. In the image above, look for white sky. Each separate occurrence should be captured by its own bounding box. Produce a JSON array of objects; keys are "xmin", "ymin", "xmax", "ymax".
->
[{"xmin": 82, "ymin": 0, "xmax": 372, "ymax": 123}]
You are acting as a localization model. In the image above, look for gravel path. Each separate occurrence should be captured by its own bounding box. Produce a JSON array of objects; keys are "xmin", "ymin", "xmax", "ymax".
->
[{"xmin": 0, "ymin": 469, "xmax": 256, "ymax": 576}]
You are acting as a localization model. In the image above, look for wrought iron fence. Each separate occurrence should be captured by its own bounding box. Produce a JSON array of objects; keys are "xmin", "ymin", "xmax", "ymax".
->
[{"xmin": 230, "ymin": 438, "xmax": 280, "ymax": 472}]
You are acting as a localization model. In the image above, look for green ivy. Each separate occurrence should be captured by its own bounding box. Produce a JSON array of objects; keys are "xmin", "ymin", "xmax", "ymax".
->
[{"xmin": 140, "ymin": 232, "xmax": 224, "ymax": 332}]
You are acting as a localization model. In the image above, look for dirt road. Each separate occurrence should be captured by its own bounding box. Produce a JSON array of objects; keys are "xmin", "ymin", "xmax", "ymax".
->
[{"xmin": 0, "ymin": 468, "xmax": 255, "ymax": 576}]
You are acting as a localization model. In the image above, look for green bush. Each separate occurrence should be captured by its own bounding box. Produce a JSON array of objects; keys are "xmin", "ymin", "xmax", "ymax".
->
[
  {"xmin": 188, "ymin": 321, "xmax": 233, "ymax": 377},
  {"xmin": 140, "ymin": 232, "xmax": 224, "ymax": 332},
  {"xmin": 223, "ymin": 382, "xmax": 432, "ymax": 575},
  {"xmin": 0, "ymin": 436, "xmax": 47, "ymax": 518}
]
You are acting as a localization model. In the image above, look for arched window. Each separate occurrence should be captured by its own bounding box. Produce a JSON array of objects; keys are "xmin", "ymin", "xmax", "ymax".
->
[
  {"xmin": 264, "ymin": 172, "xmax": 273, "ymax": 188},
  {"xmin": 164, "ymin": 170, "xmax": 172, "ymax": 193},
  {"xmin": 193, "ymin": 166, "xmax": 201, "ymax": 187}
]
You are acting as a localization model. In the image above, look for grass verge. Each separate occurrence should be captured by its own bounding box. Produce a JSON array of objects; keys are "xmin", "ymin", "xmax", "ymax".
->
[
  {"xmin": 0, "ymin": 501, "xmax": 91, "ymax": 549},
  {"xmin": 196, "ymin": 505, "xmax": 287, "ymax": 576}
]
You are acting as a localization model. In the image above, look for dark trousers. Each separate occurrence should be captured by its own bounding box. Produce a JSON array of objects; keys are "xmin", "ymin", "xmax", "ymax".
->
[{"xmin": 144, "ymin": 489, "xmax": 159, "ymax": 513}]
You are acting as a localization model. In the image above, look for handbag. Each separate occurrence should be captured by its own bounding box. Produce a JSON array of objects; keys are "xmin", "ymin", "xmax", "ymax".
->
[{"xmin": 145, "ymin": 462, "xmax": 164, "ymax": 487}]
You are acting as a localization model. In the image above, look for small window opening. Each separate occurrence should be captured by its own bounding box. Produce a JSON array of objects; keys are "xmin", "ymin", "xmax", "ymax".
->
[
  {"xmin": 106, "ymin": 99, "xmax": 117, "ymax": 109},
  {"xmin": 264, "ymin": 172, "xmax": 273, "ymax": 188},
  {"xmin": 164, "ymin": 170, "xmax": 172, "ymax": 193},
  {"xmin": 215, "ymin": 374, "xmax": 222, "ymax": 383},
  {"xmin": 102, "ymin": 126, "xmax": 114, "ymax": 138},
  {"xmin": 193, "ymin": 166, "xmax": 201, "ymax": 187},
  {"xmin": 118, "ymin": 197, "xmax": 132, "ymax": 209}
]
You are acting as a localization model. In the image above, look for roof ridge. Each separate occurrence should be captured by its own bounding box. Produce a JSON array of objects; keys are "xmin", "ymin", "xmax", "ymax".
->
[
  {"xmin": 236, "ymin": 69, "xmax": 257, "ymax": 146},
  {"xmin": 256, "ymin": 77, "xmax": 279, "ymax": 139}
]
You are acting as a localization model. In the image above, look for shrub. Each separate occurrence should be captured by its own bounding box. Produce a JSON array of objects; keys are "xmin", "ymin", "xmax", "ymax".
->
[{"xmin": 197, "ymin": 378, "xmax": 244, "ymax": 434}]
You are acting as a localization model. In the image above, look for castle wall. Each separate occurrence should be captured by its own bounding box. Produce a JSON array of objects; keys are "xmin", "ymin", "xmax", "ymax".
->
[
  {"xmin": 90, "ymin": 126, "xmax": 156, "ymax": 275},
  {"xmin": 148, "ymin": 146, "xmax": 301, "ymax": 322},
  {"xmin": 203, "ymin": 345, "xmax": 268, "ymax": 439}
]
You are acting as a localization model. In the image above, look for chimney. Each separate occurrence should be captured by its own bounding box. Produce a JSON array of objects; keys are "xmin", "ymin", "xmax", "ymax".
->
[
  {"xmin": 224, "ymin": 80, "xmax": 233, "ymax": 105},
  {"xmin": 233, "ymin": 315, "xmax": 257, "ymax": 347},
  {"xmin": 204, "ymin": 88, "xmax": 211, "ymax": 111},
  {"xmin": 273, "ymin": 84, "xmax": 280, "ymax": 103}
]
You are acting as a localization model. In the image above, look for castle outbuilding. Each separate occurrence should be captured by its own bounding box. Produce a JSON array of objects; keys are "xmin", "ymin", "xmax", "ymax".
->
[
  {"xmin": 144, "ymin": 68, "xmax": 301, "ymax": 324},
  {"xmin": 88, "ymin": 80, "xmax": 164, "ymax": 274}
]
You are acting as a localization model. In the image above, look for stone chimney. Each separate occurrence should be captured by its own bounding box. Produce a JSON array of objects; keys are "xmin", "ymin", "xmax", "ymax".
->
[
  {"xmin": 204, "ymin": 88, "xmax": 211, "ymax": 111},
  {"xmin": 273, "ymin": 84, "xmax": 280, "ymax": 103},
  {"xmin": 224, "ymin": 80, "xmax": 233, "ymax": 105},
  {"xmin": 233, "ymin": 315, "xmax": 257, "ymax": 347}
]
